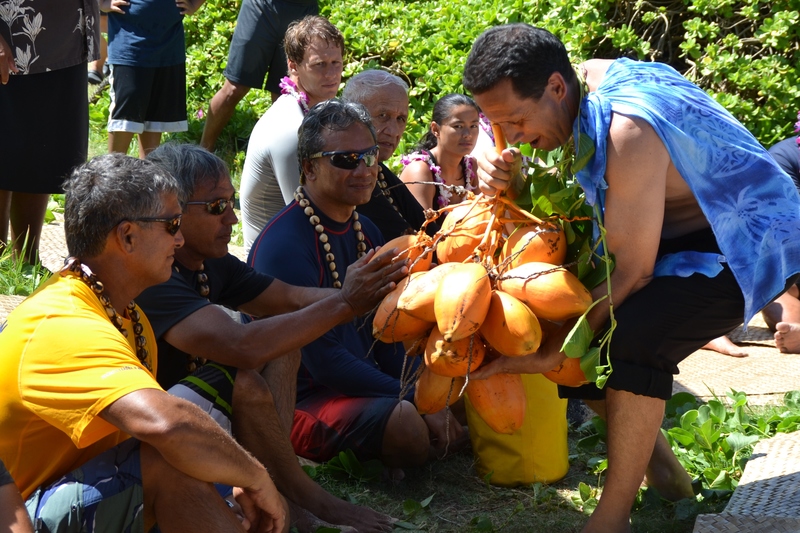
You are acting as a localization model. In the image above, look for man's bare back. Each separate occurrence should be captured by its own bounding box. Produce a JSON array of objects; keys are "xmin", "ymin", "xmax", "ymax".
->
[{"xmin": 583, "ymin": 59, "xmax": 710, "ymax": 241}]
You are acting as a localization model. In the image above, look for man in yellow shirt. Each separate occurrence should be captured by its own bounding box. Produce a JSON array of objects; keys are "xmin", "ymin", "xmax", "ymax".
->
[{"xmin": 0, "ymin": 154, "xmax": 285, "ymax": 532}]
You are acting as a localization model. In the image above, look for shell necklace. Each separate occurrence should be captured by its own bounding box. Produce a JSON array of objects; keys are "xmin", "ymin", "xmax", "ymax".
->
[
  {"xmin": 294, "ymin": 186, "xmax": 366, "ymax": 288},
  {"xmin": 173, "ymin": 261, "xmax": 209, "ymax": 372},
  {"xmin": 376, "ymin": 166, "xmax": 401, "ymax": 215},
  {"xmin": 62, "ymin": 257, "xmax": 151, "ymax": 371}
]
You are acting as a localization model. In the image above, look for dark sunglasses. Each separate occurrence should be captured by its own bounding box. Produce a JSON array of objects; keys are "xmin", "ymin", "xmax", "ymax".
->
[
  {"xmin": 186, "ymin": 194, "xmax": 236, "ymax": 215},
  {"xmin": 130, "ymin": 214, "xmax": 182, "ymax": 236},
  {"xmin": 309, "ymin": 145, "xmax": 379, "ymax": 170}
]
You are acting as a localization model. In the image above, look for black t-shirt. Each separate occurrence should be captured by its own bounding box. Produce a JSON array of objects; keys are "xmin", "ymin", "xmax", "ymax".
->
[
  {"xmin": 137, "ymin": 253, "xmax": 274, "ymax": 389},
  {"xmin": 769, "ymin": 137, "xmax": 800, "ymax": 192},
  {"xmin": 356, "ymin": 163, "xmax": 434, "ymax": 241},
  {"xmin": 0, "ymin": 459, "xmax": 13, "ymax": 487}
]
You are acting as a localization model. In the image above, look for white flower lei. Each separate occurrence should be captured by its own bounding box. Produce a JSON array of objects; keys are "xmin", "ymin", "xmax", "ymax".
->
[{"xmin": 401, "ymin": 151, "xmax": 476, "ymax": 207}]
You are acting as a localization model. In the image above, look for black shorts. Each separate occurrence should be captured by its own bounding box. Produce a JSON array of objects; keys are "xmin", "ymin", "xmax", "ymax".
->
[
  {"xmin": 108, "ymin": 63, "xmax": 187, "ymax": 133},
  {"xmin": 0, "ymin": 63, "xmax": 88, "ymax": 193},
  {"xmin": 223, "ymin": 0, "xmax": 318, "ymax": 93},
  {"xmin": 559, "ymin": 228, "xmax": 751, "ymax": 401}
]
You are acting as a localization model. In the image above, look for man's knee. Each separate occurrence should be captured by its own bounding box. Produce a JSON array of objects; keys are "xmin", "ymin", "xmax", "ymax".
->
[
  {"xmin": 220, "ymin": 79, "xmax": 251, "ymax": 103},
  {"xmin": 382, "ymin": 401, "xmax": 429, "ymax": 465},
  {"xmin": 233, "ymin": 368, "xmax": 275, "ymax": 409}
]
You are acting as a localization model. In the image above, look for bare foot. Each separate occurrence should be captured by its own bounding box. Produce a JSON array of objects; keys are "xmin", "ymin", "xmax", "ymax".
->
[
  {"xmin": 305, "ymin": 493, "xmax": 396, "ymax": 533},
  {"xmin": 702, "ymin": 335, "xmax": 748, "ymax": 357},
  {"xmin": 644, "ymin": 461, "xmax": 694, "ymax": 502},
  {"xmin": 775, "ymin": 322, "xmax": 800, "ymax": 353},
  {"xmin": 383, "ymin": 467, "xmax": 405, "ymax": 483},
  {"xmin": 288, "ymin": 500, "xmax": 360, "ymax": 533}
]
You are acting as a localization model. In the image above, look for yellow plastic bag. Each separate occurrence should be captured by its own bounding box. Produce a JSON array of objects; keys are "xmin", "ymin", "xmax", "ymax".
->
[{"xmin": 465, "ymin": 373, "xmax": 569, "ymax": 486}]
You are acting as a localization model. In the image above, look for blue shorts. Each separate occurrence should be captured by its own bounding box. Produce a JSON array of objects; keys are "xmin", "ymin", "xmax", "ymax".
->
[{"xmin": 24, "ymin": 364, "xmax": 239, "ymax": 531}]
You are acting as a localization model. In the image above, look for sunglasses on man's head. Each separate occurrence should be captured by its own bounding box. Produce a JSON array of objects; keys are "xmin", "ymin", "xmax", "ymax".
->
[
  {"xmin": 130, "ymin": 214, "xmax": 182, "ymax": 236},
  {"xmin": 309, "ymin": 145, "xmax": 379, "ymax": 170},
  {"xmin": 185, "ymin": 194, "xmax": 236, "ymax": 215}
]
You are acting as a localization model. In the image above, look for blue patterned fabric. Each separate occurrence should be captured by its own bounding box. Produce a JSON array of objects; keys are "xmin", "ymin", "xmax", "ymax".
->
[{"xmin": 574, "ymin": 58, "xmax": 800, "ymax": 324}]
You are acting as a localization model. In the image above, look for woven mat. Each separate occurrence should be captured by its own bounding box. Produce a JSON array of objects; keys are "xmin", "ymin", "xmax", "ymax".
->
[
  {"xmin": 673, "ymin": 314, "xmax": 800, "ymax": 405},
  {"xmin": 693, "ymin": 432, "xmax": 800, "ymax": 532}
]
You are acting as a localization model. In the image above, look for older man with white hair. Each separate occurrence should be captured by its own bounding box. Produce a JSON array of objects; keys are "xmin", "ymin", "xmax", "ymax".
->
[{"xmin": 343, "ymin": 70, "xmax": 431, "ymax": 240}]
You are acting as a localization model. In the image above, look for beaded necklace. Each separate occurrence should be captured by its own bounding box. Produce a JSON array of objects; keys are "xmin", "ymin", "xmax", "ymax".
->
[
  {"xmin": 400, "ymin": 151, "xmax": 476, "ymax": 207},
  {"xmin": 173, "ymin": 261, "xmax": 209, "ymax": 372},
  {"xmin": 61, "ymin": 257, "xmax": 151, "ymax": 371},
  {"xmin": 294, "ymin": 186, "xmax": 366, "ymax": 288},
  {"xmin": 376, "ymin": 166, "xmax": 401, "ymax": 215},
  {"xmin": 279, "ymin": 76, "xmax": 310, "ymax": 115}
]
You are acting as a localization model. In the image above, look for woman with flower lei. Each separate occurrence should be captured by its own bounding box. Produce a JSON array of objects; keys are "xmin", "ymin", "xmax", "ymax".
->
[{"xmin": 399, "ymin": 94, "xmax": 481, "ymax": 211}]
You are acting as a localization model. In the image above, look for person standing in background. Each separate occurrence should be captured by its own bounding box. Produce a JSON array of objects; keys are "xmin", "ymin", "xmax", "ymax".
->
[{"xmin": 0, "ymin": 0, "xmax": 100, "ymax": 264}]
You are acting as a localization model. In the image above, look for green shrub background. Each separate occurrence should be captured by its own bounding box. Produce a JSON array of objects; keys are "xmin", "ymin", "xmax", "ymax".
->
[{"xmin": 92, "ymin": 0, "xmax": 800, "ymax": 170}]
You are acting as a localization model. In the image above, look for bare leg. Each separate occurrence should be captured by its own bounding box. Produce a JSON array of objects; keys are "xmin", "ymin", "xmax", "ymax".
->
[
  {"xmin": 259, "ymin": 349, "xmax": 301, "ymax": 434},
  {"xmin": 200, "ymin": 80, "xmax": 251, "ymax": 151},
  {"xmin": 231, "ymin": 370, "xmax": 394, "ymax": 533},
  {"xmin": 9, "ymin": 192, "xmax": 49, "ymax": 264},
  {"xmin": 0, "ymin": 190, "xmax": 12, "ymax": 252},
  {"xmin": 138, "ymin": 131, "xmax": 163, "ymax": 159},
  {"xmin": 763, "ymin": 291, "xmax": 800, "ymax": 353},
  {"xmin": 140, "ymin": 442, "xmax": 248, "ymax": 533},
  {"xmin": 108, "ymin": 131, "xmax": 136, "ymax": 155},
  {"xmin": 584, "ymin": 396, "xmax": 692, "ymax": 505},
  {"xmin": 0, "ymin": 483, "xmax": 34, "ymax": 533},
  {"xmin": 701, "ymin": 335, "xmax": 748, "ymax": 358},
  {"xmin": 381, "ymin": 400, "xmax": 430, "ymax": 469},
  {"xmin": 583, "ymin": 391, "xmax": 665, "ymax": 533}
]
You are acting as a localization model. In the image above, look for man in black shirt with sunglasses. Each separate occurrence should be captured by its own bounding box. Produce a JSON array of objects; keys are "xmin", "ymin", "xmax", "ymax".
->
[{"xmin": 137, "ymin": 142, "xmax": 401, "ymax": 532}]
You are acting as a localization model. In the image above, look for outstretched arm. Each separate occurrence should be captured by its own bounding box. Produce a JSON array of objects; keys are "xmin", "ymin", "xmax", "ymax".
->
[{"xmin": 163, "ymin": 249, "xmax": 407, "ymax": 369}]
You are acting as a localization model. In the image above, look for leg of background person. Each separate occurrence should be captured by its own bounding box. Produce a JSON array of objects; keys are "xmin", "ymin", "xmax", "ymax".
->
[
  {"xmin": 0, "ymin": 190, "xmax": 11, "ymax": 251},
  {"xmin": 88, "ymin": 15, "xmax": 108, "ymax": 79},
  {"xmin": 381, "ymin": 400, "xmax": 429, "ymax": 470},
  {"xmin": 259, "ymin": 349, "xmax": 301, "ymax": 434},
  {"xmin": 582, "ymin": 390, "xmax": 664, "ymax": 533},
  {"xmin": 108, "ymin": 131, "xmax": 136, "ymax": 155},
  {"xmin": 230, "ymin": 370, "xmax": 393, "ymax": 533},
  {"xmin": 9, "ymin": 192, "xmax": 49, "ymax": 264},
  {"xmin": 583, "ymin": 398, "xmax": 692, "ymax": 502},
  {"xmin": 201, "ymin": 80, "xmax": 252, "ymax": 151},
  {"xmin": 139, "ymin": 442, "xmax": 249, "ymax": 533},
  {"xmin": 137, "ymin": 131, "xmax": 163, "ymax": 159},
  {"xmin": 764, "ymin": 290, "xmax": 800, "ymax": 353}
]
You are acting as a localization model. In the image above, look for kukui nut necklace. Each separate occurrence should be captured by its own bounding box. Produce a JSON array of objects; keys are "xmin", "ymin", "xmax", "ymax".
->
[
  {"xmin": 294, "ymin": 186, "xmax": 366, "ymax": 288},
  {"xmin": 62, "ymin": 257, "xmax": 151, "ymax": 371},
  {"xmin": 376, "ymin": 167, "xmax": 401, "ymax": 215},
  {"xmin": 173, "ymin": 262, "xmax": 209, "ymax": 372}
]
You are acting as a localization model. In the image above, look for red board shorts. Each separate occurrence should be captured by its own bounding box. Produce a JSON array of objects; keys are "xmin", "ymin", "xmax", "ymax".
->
[{"xmin": 291, "ymin": 391, "xmax": 398, "ymax": 463}]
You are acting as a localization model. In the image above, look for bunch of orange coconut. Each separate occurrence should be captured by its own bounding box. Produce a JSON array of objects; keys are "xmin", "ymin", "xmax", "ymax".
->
[{"xmin": 372, "ymin": 192, "xmax": 594, "ymax": 435}]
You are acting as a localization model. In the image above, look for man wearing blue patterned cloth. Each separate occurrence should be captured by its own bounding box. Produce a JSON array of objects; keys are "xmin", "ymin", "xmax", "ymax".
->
[{"xmin": 465, "ymin": 24, "xmax": 800, "ymax": 533}]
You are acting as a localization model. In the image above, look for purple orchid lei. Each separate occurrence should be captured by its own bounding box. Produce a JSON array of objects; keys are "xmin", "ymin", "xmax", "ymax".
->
[
  {"xmin": 279, "ymin": 76, "xmax": 309, "ymax": 114},
  {"xmin": 401, "ymin": 151, "xmax": 476, "ymax": 207},
  {"xmin": 795, "ymin": 110, "xmax": 800, "ymax": 148},
  {"xmin": 478, "ymin": 113, "xmax": 494, "ymax": 144}
]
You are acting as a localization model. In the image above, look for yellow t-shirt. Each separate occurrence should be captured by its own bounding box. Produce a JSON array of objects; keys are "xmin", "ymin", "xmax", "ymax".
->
[{"xmin": 0, "ymin": 273, "xmax": 161, "ymax": 499}]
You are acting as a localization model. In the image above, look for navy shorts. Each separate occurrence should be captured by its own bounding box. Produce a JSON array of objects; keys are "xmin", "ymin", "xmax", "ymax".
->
[
  {"xmin": 223, "ymin": 0, "xmax": 318, "ymax": 93},
  {"xmin": 108, "ymin": 63, "xmax": 187, "ymax": 133},
  {"xmin": 291, "ymin": 391, "xmax": 398, "ymax": 462},
  {"xmin": 559, "ymin": 228, "xmax": 749, "ymax": 401}
]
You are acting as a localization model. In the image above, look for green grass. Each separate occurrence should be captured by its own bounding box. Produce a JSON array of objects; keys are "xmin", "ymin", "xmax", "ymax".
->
[{"xmin": 0, "ymin": 245, "xmax": 51, "ymax": 297}]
